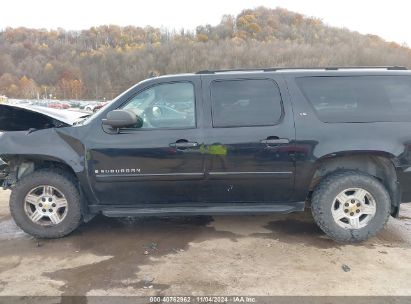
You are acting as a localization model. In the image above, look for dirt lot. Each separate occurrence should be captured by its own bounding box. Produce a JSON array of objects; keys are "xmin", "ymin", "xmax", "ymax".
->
[{"xmin": 1, "ymin": 189, "xmax": 411, "ymax": 298}]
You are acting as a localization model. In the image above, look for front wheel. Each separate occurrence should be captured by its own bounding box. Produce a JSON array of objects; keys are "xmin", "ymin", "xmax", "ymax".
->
[
  {"xmin": 10, "ymin": 170, "xmax": 82, "ymax": 238},
  {"xmin": 311, "ymin": 171, "xmax": 391, "ymax": 242}
]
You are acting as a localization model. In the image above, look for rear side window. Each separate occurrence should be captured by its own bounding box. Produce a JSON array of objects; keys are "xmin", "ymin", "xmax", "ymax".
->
[
  {"xmin": 296, "ymin": 76, "xmax": 411, "ymax": 122},
  {"xmin": 211, "ymin": 79, "xmax": 283, "ymax": 127}
]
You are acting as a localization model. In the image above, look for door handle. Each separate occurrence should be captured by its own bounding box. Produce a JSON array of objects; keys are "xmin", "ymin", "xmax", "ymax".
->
[
  {"xmin": 261, "ymin": 137, "xmax": 290, "ymax": 145},
  {"xmin": 170, "ymin": 141, "xmax": 199, "ymax": 148}
]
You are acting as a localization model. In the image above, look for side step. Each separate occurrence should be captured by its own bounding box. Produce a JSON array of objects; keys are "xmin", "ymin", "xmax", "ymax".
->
[{"xmin": 99, "ymin": 202, "xmax": 305, "ymax": 217}]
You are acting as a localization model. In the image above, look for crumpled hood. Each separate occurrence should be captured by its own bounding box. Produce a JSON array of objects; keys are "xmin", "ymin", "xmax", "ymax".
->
[{"xmin": 0, "ymin": 104, "xmax": 88, "ymax": 131}]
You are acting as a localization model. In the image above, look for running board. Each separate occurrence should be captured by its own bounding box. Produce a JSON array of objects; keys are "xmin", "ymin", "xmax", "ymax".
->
[{"xmin": 99, "ymin": 202, "xmax": 305, "ymax": 217}]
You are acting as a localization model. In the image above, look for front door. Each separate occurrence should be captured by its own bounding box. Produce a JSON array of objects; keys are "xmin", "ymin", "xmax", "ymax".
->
[
  {"xmin": 201, "ymin": 75, "xmax": 296, "ymax": 203},
  {"xmin": 87, "ymin": 78, "xmax": 205, "ymax": 205}
]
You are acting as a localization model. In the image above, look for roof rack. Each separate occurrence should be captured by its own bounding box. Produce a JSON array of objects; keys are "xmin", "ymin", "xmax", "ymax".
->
[{"xmin": 196, "ymin": 66, "xmax": 408, "ymax": 74}]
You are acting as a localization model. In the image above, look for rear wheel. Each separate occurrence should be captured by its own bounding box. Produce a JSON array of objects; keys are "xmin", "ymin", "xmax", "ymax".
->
[
  {"xmin": 311, "ymin": 171, "xmax": 391, "ymax": 242},
  {"xmin": 10, "ymin": 170, "xmax": 82, "ymax": 238}
]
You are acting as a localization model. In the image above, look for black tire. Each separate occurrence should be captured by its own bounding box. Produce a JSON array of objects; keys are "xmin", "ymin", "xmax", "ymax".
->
[
  {"xmin": 10, "ymin": 169, "xmax": 82, "ymax": 238},
  {"xmin": 311, "ymin": 170, "xmax": 391, "ymax": 243}
]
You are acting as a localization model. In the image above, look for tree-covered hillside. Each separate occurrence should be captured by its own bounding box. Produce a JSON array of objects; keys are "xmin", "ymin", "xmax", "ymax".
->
[{"xmin": 1, "ymin": 7, "xmax": 410, "ymax": 100}]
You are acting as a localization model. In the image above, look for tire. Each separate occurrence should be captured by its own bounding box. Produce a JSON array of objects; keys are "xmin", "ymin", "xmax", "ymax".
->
[
  {"xmin": 311, "ymin": 170, "xmax": 391, "ymax": 243},
  {"xmin": 10, "ymin": 169, "xmax": 82, "ymax": 238}
]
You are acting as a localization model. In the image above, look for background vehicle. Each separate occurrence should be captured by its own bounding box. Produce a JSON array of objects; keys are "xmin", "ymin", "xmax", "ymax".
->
[
  {"xmin": 92, "ymin": 101, "xmax": 108, "ymax": 112},
  {"xmin": 47, "ymin": 101, "xmax": 70, "ymax": 109},
  {"xmin": 82, "ymin": 101, "xmax": 102, "ymax": 112},
  {"xmin": 1, "ymin": 66, "xmax": 410, "ymax": 242},
  {"xmin": 83, "ymin": 104, "xmax": 94, "ymax": 112}
]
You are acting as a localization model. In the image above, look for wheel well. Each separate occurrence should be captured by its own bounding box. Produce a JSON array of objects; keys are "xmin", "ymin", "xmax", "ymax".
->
[
  {"xmin": 309, "ymin": 155, "xmax": 400, "ymax": 216},
  {"xmin": 35, "ymin": 160, "xmax": 77, "ymax": 179},
  {"xmin": 3, "ymin": 156, "xmax": 94, "ymax": 221},
  {"xmin": 3, "ymin": 156, "xmax": 78, "ymax": 188}
]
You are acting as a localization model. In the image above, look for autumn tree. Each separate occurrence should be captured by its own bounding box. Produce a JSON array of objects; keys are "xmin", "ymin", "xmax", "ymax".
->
[
  {"xmin": 18, "ymin": 76, "xmax": 38, "ymax": 99},
  {"xmin": 0, "ymin": 7, "xmax": 410, "ymax": 100}
]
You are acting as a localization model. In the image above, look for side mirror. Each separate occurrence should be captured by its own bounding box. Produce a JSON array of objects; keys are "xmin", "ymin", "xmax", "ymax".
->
[{"xmin": 102, "ymin": 109, "xmax": 138, "ymax": 129}]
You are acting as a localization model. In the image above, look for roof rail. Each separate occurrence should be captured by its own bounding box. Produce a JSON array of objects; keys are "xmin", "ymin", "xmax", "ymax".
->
[{"xmin": 196, "ymin": 66, "xmax": 408, "ymax": 74}]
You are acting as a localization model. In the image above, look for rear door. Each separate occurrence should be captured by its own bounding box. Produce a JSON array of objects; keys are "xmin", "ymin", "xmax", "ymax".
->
[{"xmin": 201, "ymin": 74, "xmax": 296, "ymax": 203}]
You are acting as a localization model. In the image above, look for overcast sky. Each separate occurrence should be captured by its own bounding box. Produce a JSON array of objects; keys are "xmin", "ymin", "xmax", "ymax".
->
[{"xmin": 2, "ymin": 0, "xmax": 411, "ymax": 45}]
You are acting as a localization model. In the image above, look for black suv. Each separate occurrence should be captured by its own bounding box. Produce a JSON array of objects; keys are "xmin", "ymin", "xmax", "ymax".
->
[{"xmin": 1, "ymin": 66, "xmax": 411, "ymax": 242}]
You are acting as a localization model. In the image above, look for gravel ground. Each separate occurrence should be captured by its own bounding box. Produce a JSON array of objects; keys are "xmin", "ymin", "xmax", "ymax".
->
[{"xmin": 0, "ymin": 189, "xmax": 411, "ymax": 297}]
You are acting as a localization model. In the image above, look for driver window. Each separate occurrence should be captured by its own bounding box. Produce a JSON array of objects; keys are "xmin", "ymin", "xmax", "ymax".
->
[{"xmin": 123, "ymin": 82, "xmax": 195, "ymax": 129}]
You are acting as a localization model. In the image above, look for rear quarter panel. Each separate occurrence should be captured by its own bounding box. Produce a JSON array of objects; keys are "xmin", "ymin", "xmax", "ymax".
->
[{"xmin": 284, "ymin": 73, "xmax": 411, "ymax": 203}]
